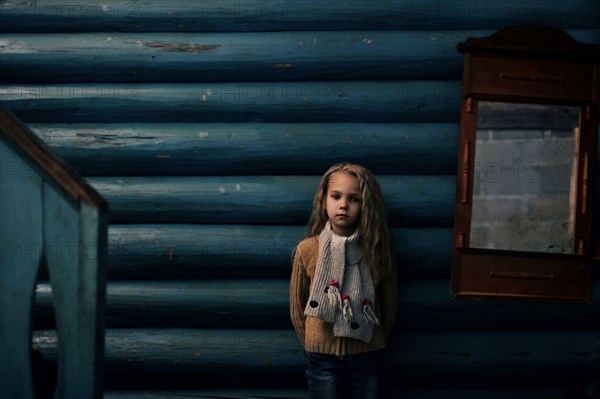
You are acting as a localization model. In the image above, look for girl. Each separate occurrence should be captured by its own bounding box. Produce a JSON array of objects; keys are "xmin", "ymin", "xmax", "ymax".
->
[{"xmin": 290, "ymin": 163, "xmax": 398, "ymax": 399}]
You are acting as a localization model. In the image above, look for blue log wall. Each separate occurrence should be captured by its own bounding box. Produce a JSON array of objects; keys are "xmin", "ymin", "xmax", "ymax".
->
[{"xmin": 2, "ymin": 0, "xmax": 599, "ymax": 397}]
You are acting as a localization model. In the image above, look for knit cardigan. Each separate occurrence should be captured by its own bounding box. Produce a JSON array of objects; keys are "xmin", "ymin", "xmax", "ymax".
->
[{"xmin": 290, "ymin": 235, "xmax": 398, "ymax": 356}]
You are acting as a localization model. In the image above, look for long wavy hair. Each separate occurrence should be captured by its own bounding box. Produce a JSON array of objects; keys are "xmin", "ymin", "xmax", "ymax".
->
[{"xmin": 307, "ymin": 163, "xmax": 395, "ymax": 282}]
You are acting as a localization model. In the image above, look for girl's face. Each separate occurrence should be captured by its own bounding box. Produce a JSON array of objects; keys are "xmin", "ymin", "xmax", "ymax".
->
[{"xmin": 325, "ymin": 172, "xmax": 361, "ymax": 236}]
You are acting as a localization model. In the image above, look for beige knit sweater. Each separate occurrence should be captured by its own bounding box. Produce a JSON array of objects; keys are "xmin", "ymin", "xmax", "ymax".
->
[{"xmin": 290, "ymin": 235, "xmax": 398, "ymax": 356}]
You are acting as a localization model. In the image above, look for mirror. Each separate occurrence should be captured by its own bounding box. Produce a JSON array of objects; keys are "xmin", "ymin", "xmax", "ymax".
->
[
  {"xmin": 450, "ymin": 24, "xmax": 600, "ymax": 302},
  {"xmin": 470, "ymin": 101, "xmax": 580, "ymax": 254}
]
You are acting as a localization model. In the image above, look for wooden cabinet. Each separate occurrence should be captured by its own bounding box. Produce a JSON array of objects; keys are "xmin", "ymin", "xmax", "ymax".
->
[{"xmin": 451, "ymin": 25, "xmax": 600, "ymax": 302}]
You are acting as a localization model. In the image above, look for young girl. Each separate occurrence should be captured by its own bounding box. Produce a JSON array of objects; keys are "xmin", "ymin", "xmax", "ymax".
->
[{"xmin": 290, "ymin": 163, "xmax": 397, "ymax": 399}]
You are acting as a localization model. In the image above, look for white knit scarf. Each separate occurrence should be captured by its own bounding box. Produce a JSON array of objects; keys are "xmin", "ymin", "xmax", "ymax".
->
[{"xmin": 304, "ymin": 222, "xmax": 379, "ymax": 343}]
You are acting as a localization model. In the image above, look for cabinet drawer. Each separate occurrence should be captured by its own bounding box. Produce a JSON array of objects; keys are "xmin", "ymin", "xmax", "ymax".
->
[
  {"xmin": 452, "ymin": 249, "xmax": 590, "ymax": 302},
  {"xmin": 465, "ymin": 56, "xmax": 596, "ymax": 102}
]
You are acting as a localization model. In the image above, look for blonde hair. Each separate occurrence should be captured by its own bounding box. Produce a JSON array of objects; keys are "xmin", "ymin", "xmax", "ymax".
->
[{"xmin": 307, "ymin": 163, "xmax": 395, "ymax": 282}]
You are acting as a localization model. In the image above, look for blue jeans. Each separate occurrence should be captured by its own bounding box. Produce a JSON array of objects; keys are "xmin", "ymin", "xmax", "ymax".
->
[{"xmin": 305, "ymin": 350, "xmax": 383, "ymax": 399}]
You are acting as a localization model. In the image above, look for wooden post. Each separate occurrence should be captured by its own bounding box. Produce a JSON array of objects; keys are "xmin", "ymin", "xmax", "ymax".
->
[{"xmin": 0, "ymin": 107, "xmax": 107, "ymax": 399}]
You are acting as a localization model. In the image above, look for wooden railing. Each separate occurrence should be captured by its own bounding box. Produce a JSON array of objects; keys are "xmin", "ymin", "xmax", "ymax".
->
[{"xmin": 0, "ymin": 106, "xmax": 107, "ymax": 399}]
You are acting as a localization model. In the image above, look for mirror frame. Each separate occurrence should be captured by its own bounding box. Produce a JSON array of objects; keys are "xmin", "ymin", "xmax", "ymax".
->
[{"xmin": 451, "ymin": 25, "xmax": 600, "ymax": 302}]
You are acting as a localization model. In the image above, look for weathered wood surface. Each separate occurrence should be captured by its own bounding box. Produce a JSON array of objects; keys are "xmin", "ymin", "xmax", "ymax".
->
[
  {"xmin": 4, "ymin": 2, "xmax": 597, "ymax": 397},
  {"xmin": 0, "ymin": 107, "xmax": 106, "ymax": 206},
  {"xmin": 31, "ymin": 328, "xmax": 600, "ymax": 389},
  {"xmin": 1, "ymin": 108, "xmax": 107, "ymax": 399},
  {"xmin": 99, "ymin": 225, "xmax": 452, "ymax": 279},
  {"xmin": 0, "ymin": 81, "xmax": 461, "ymax": 123},
  {"xmin": 102, "ymin": 388, "xmax": 589, "ymax": 399},
  {"xmin": 86, "ymin": 175, "xmax": 455, "ymax": 226},
  {"xmin": 3, "ymin": 30, "xmax": 599, "ymax": 83},
  {"xmin": 42, "ymin": 183, "xmax": 106, "ymax": 399},
  {"xmin": 30, "ymin": 123, "xmax": 459, "ymax": 176},
  {"xmin": 0, "ymin": 31, "xmax": 468, "ymax": 83},
  {"xmin": 2, "ymin": 0, "xmax": 598, "ymax": 32},
  {"xmin": 35, "ymin": 280, "xmax": 291, "ymax": 329},
  {"xmin": 104, "ymin": 390, "xmax": 310, "ymax": 399},
  {"xmin": 33, "ymin": 279, "xmax": 600, "ymax": 330},
  {"xmin": 0, "ymin": 140, "xmax": 43, "ymax": 399}
]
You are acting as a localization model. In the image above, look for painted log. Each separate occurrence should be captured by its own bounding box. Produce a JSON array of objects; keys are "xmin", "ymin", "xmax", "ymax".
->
[
  {"xmin": 104, "ymin": 390, "xmax": 311, "ymax": 399},
  {"xmin": 30, "ymin": 123, "xmax": 459, "ymax": 176},
  {"xmin": 85, "ymin": 175, "xmax": 455, "ymax": 226},
  {"xmin": 34, "ymin": 280, "xmax": 291, "ymax": 329},
  {"xmin": 101, "ymin": 388, "xmax": 600, "ymax": 399},
  {"xmin": 101, "ymin": 389, "xmax": 582, "ymax": 399},
  {"xmin": 3, "ymin": 30, "xmax": 599, "ymax": 83},
  {"xmin": 31, "ymin": 329, "xmax": 600, "ymax": 389},
  {"xmin": 99, "ymin": 225, "xmax": 452, "ymax": 279},
  {"xmin": 394, "ymin": 390, "xmax": 597, "ymax": 399},
  {"xmin": 0, "ymin": 31, "xmax": 468, "ymax": 83},
  {"xmin": 1, "ymin": 0, "xmax": 598, "ymax": 32},
  {"xmin": 0, "ymin": 81, "xmax": 462, "ymax": 123},
  {"xmin": 33, "ymin": 279, "xmax": 600, "ymax": 330},
  {"xmin": 398, "ymin": 279, "xmax": 600, "ymax": 330}
]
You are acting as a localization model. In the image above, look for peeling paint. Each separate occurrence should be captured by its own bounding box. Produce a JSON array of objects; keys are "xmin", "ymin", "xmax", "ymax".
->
[
  {"xmin": 201, "ymin": 90, "xmax": 214, "ymax": 102},
  {"xmin": 141, "ymin": 41, "xmax": 220, "ymax": 52},
  {"xmin": 363, "ymin": 38, "xmax": 373, "ymax": 44},
  {"xmin": 0, "ymin": 40, "xmax": 28, "ymax": 53},
  {"xmin": 273, "ymin": 63, "xmax": 293, "ymax": 68},
  {"xmin": 198, "ymin": 131, "xmax": 209, "ymax": 138},
  {"xmin": 219, "ymin": 186, "xmax": 226, "ymax": 194}
]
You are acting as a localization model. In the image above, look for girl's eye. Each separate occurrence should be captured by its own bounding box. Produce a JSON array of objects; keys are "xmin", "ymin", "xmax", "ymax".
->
[
  {"xmin": 331, "ymin": 194, "xmax": 340, "ymax": 200},
  {"xmin": 351, "ymin": 197, "xmax": 360, "ymax": 203}
]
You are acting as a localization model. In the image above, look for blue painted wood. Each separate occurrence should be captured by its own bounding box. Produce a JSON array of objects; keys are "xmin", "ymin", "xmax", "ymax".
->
[
  {"xmin": 398, "ymin": 279, "xmax": 600, "ymax": 330},
  {"xmin": 2, "ymin": 3, "xmax": 596, "ymax": 398},
  {"xmin": 37, "ymin": 280, "xmax": 290, "ymax": 329},
  {"xmin": 1, "ymin": 0, "xmax": 598, "ymax": 32},
  {"xmin": 0, "ymin": 140, "xmax": 43, "ymax": 399},
  {"xmin": 3, "ymin": 30, "xmax": 599, "ymax": 83},
  {"xmin": 87, "ymin": 175, "xmax": 455, "ymax": 226},
  {"xmin": 107, "ymin": 224, "xmax": 301, "ymax": 278},
  {"xmin": 31, "ymin": 328, "xmax": 600, "ymax": 390},
  {"xmin": 390, "ymin": 390, "xmax": 591, "ymax": 399},
  {"xmin": 390, "ymin": 331, "xmax": 599, "ymax": 378},
  {"xmin": 102, "ymin": 388, "xmax": 585, "ymax": 399},
  {"xmin": 31, "ymin": 123, "xmax": 459, "ymax": 176},
  {"xmin": 1, "ymin": 107, "xmax": 107, "ymax": 398},
  {"xmin": 104, "ymin": 390, "xmax": 310, "ymax": 399},
  {"xmin": 0, "ymin": 31, "xmax": 469, "ymax": 83},
  {"xmin": 104, "ymin": 225, "xmax": 453, "ymax": 279},
  {"xmin": 32, "ymin": 279, "xmax": 600, "ymax": 330},
  {"xmin": 43, "ymin": 184, "xmax": 106, "ymax": 398},
  {"xmin": 0, "ymin": 81, "xmax": 462, "ymax": 123}
]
